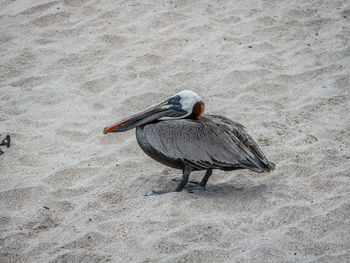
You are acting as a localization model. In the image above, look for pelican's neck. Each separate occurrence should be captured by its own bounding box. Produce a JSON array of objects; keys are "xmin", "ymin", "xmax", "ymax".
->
[{"xmin": 188, "ymin": 101, "xmax": 204, "ymax": 119}]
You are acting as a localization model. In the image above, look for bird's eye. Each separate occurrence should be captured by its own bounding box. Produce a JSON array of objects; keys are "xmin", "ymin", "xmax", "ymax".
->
[{"xmin": 169, "ymin": 96, "xmax": 181, "ymax": 105}]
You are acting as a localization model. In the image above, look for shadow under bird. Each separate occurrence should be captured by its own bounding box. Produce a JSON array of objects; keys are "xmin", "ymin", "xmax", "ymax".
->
[{"xmin": 103, "ymin": 90, "xmax": 275, "ymax": 194}]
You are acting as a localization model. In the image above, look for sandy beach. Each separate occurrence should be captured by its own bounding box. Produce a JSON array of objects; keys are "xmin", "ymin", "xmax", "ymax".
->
[{"xmin": 1, "ymin": 0, "xmax": 350, "ymax": 262}]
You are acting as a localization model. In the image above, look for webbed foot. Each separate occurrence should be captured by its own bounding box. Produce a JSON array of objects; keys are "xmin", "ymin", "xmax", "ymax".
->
[
  {"xmin": 171, "ymin": 178, "xmax": 201, "ymax": 187},
  {"xmin": 145, "ymin": 190, "xmax": 168, "ymax": 196},
  {"xmin": 171, "ymin": 178, "xmax": 206, "ymax": 191}
]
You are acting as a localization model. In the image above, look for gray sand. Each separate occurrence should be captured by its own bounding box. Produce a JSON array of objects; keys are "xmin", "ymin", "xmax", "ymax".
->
[{"xmin": 1, "ymin": 0, "xmax": 350, "ymax": 262}]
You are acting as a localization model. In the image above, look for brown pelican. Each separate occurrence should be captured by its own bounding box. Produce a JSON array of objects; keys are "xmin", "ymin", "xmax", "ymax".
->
[{"xmin": 103, "ymin": 90, "xmax": 275, "ymax": 194}]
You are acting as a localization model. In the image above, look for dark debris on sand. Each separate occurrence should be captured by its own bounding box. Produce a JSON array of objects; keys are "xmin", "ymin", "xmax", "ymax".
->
[{"xmin": 0, "ymin": 134, "xmax": 11, "ymax": 155}]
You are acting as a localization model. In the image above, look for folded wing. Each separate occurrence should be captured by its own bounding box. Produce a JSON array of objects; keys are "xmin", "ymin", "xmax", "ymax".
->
[{"xmin": 143, "ymin": 115, "xmax": 274, "ymax": 172}]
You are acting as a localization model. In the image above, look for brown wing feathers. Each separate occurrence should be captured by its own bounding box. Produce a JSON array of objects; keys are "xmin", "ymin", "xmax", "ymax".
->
[
  {"xmin": 143, "ymin": 115, "xmax": 274, "ymax": 172},
  {"xmin": 207, "ymin": 115, "xmax": 274, "ymax": 171}
]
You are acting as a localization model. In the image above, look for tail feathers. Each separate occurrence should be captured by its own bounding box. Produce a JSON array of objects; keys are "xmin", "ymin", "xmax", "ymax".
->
[
  {"xmin": 265, "ymin": 161, "xmax": 275, "ymax": 172},
  {"xmin": 253, "ymin": 160, "xmax": 275, "ymax": 173},
  {"xmin": 241, "ymin": 159, "xmax": 275, "ymax": 173}
]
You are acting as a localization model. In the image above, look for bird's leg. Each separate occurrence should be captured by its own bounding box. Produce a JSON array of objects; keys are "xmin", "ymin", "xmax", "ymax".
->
[
  {"xmin": 174, "ymin": 165, "xmax": 191, "ymax": 192},
  {"xmin": 172, "ymin": 169, "xmax": 212, "ymax": 191},
  {"xmin": 198, "ymin": 169, "xmax": 212, "ymax": 188},
  {"xmin": 174, "ymin": 174, "xmax": 189, "ymax": 192},
  {"xmin": 146, "ymin": 166, "xmax": 191, "ymax": 196}
]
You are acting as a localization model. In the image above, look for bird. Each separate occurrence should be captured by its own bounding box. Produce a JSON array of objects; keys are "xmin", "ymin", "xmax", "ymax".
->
[{"xmin": 103, "ymin": 90, "xmax": 275, "ymax": 194}]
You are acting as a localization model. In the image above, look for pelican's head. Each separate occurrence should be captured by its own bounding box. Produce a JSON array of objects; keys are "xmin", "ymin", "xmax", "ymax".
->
[{"xmin": 103, "ymin": 90, "xmax": 204, "ymax": 134}]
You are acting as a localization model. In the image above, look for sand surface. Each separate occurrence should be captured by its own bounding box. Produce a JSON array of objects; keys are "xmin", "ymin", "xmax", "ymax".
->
[{"xmin": 1, "ymin": 0, "xmax": 350, "ymax": 262}]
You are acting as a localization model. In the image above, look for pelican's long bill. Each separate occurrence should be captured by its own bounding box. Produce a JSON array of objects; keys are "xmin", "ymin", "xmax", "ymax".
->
[{"xmin": 103, "ymin": 99, "xmax": 186, "ymax": 134}]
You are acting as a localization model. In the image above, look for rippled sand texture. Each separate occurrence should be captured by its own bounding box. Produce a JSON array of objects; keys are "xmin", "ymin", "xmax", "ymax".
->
[{"xmin": 1, "ymin": 0, "xmax": 350, "ymax": 262}]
